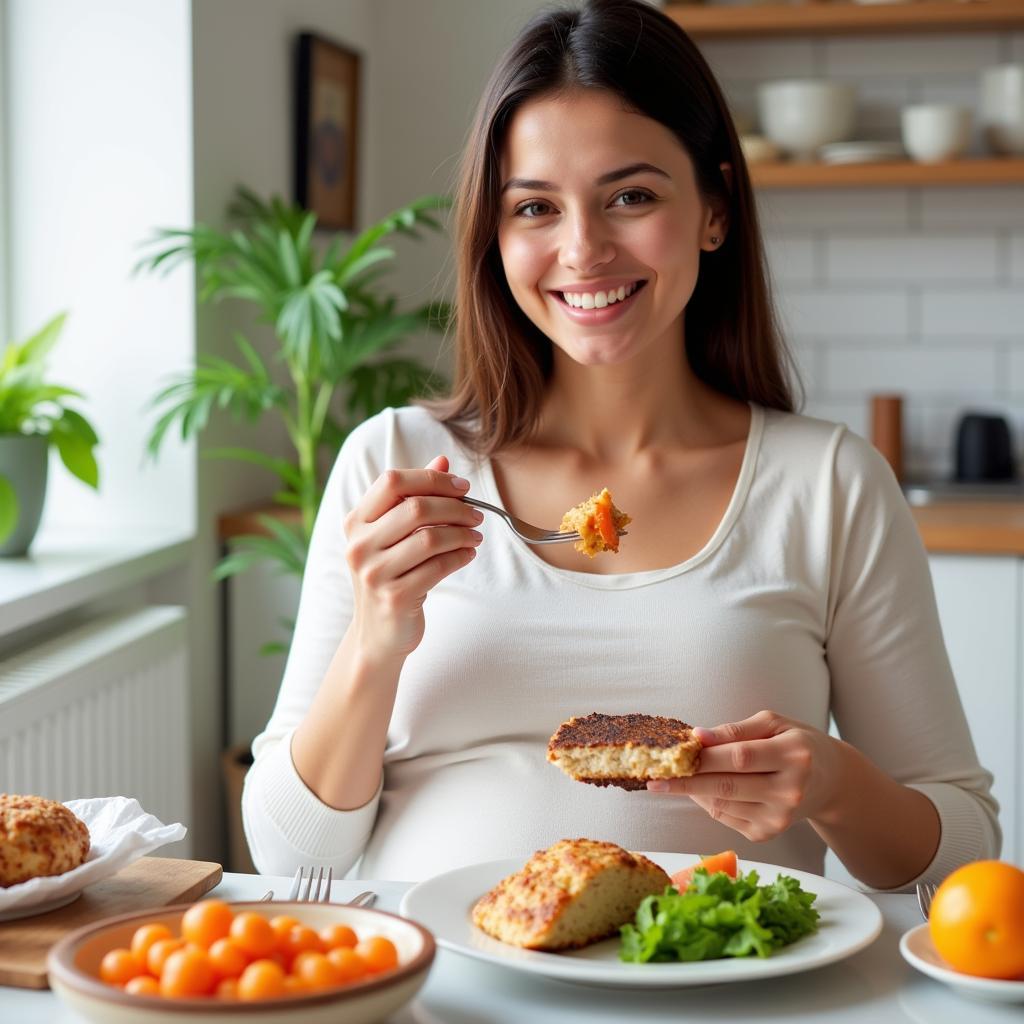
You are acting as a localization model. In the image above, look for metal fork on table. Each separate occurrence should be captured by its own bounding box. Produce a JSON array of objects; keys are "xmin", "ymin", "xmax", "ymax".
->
[
  {"xmin": 916, "ymin": 882, "xmax": 936, "ymax": 922},
  {"xmin": 288, "ymin": 865, "xmax": 376, "ymax": 907},
  {"xmin": 461, "ymin": 495, "xmax": 627, "ymax": 546}
]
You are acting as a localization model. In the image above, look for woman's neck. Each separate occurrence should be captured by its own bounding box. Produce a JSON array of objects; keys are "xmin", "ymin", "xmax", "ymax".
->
[{"xmin": 533, "ymin": 340, "xmax": 744, "ymax": 462}]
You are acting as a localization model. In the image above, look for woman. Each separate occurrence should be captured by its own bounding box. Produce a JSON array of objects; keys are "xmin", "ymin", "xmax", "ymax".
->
[{"xmin": 242, "ymin": 0, "xmax": 998, "ymax": 888}]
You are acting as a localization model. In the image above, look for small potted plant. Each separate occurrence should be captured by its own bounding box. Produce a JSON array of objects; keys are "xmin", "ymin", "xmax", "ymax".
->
[{"xmin": 0, "ymin": 313, "xmax": 100, "ymax": 556}]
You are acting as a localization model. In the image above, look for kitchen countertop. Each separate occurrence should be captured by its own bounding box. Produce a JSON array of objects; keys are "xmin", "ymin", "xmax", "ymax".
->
[
  {"xmin": 6, "ymin": 872, "xmax": 1022, "ymax": 1023},
  {"xmin": 909, "ymin": 502, "xmax": 1024, "ymax": 556}
]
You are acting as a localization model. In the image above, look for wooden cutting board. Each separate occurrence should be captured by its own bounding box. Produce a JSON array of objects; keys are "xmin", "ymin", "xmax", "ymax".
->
[{"xmin": 0, "ymin": 856, "xmax": 222, "ymax": 989}]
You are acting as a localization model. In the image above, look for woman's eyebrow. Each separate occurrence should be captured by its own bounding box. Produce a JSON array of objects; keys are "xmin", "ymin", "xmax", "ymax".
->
[{"xmin": 500, "ymin": 162, "xmax": 670, "ymax": 194}]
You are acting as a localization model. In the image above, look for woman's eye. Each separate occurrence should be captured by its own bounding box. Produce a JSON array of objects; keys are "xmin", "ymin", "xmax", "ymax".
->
[
  {"xmin": 612, "ymin": 189, "xmax": 654, "ymax": 207},
  {"xmin": 514, "ymin": 201, "xmax": 554, "ymax": 218}
]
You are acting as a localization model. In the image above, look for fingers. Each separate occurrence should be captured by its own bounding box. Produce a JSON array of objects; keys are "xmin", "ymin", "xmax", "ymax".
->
[
  {"xmin": 358, "ymin": 461, "xmax": 471, "ymax": 524},
  {"xmin": 380, "ymin": 524, "xmax": 483, "ymax": 579},
  {"xmin": 694, "ymin": 710, "xmax": 790, "ymax": 748},
  {"xmin": 370, "ymin": 495, "xmax": 484, "ymax": 549},
  {"xmin": 389, "ymin": 544, "xmax": 479, "ymax": 598},
  {"xmin": 647, "ymin": 772, "xmax": 778, "ymax": 803}
]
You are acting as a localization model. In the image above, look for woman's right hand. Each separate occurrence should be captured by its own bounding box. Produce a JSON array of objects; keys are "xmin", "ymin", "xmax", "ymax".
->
[{"xmin": 344, "ymin": 455, "xmax": 483, "ymax": 662}]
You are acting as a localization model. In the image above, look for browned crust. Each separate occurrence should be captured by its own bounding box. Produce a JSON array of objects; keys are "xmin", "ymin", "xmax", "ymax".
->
[
  {"xmin": 574, "ymin": 777, "xmax": 651, "ymax": 791},
  {"xmin": 0, "ymin": 793, "xmax": 90, "ymax": 887},
  {"xmin": 548, "ymin": 712, "xmax": 695, "ymax": 751},
  {"xmin": 471, "ymin": 838, "xmax": 670, "ymax": 950}
]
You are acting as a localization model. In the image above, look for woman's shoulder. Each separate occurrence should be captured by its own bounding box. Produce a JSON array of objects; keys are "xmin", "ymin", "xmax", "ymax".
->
[{"xmin": 759, "ymin": 405, "xmax": 900, "ymax": 497}]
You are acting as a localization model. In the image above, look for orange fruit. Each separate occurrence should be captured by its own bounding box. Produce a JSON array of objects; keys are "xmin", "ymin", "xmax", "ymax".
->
[
  {"xmin": 929, "ymin": 859, "xmax": 1024, "ymax": 979},
  {"xmin": 146, "ymin": 937, "xmax": 185, "ymax": 976},
  {"xmin": 319, "ymin": 922, "xmax": 358, "ymax": 950},
  {"xmin": 326, "ymin": 946, "xmax": 369, "ymax": 984},
  {"xmin": 207, "ymin": 937, "xmax": 249, "ymax": 979}
]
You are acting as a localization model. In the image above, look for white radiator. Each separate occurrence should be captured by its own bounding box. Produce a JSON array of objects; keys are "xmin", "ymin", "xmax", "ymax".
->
[{"xmin": 0, "ymin": 606, "xmax": 191, "ymax": 857}]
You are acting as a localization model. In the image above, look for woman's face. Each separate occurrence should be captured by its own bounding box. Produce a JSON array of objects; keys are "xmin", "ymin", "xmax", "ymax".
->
[{"xmin": 497, "ymin": 88, "xmax": 726, "ymax": 369}]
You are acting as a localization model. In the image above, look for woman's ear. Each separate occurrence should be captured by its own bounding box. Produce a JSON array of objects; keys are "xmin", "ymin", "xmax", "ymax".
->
[{"xmin": 701, "ymin": 162, "xmax": 732, "ymax": 251}]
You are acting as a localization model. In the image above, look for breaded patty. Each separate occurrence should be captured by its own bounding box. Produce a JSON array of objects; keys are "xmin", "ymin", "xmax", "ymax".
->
[
  {"xmin": 559, "ymin": 488, "xmax": 631, "ymax": 557},
  {"xmin": 547, "ymin": 712, "xmax": 702, "ymax": 790},
  {"xmin": 0, "ymin": 793, "xmax": 90, "ymax": 887},
  {"xmin": 471, "ymin": 838, "xmax": 670, "ymax": 950}
]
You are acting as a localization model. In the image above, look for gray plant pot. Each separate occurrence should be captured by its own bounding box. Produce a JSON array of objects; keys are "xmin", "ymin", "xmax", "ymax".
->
[{"xmin": 0, "ymin": 434, "xmax": 49, "ymax": 557}]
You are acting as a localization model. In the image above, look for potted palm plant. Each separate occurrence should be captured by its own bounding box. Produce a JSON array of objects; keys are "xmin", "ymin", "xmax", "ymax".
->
[
  {"xmin": 0, "ymin": 313, "xmax": 101, "ymax": 556},
  {"xmin": 137, "ymin": 185, "xmax": 451, "ymax": 870}
]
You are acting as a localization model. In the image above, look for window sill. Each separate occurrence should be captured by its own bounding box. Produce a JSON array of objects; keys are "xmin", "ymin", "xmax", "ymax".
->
[{"xmin": 0, "ymin": 524, "xmax": 194, "ymax": 639}]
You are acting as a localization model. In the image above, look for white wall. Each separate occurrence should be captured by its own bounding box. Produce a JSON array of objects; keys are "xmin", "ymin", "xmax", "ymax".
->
[{"xmin": 5, "ymin": 0, "xmax": 195, "ymax": 534}]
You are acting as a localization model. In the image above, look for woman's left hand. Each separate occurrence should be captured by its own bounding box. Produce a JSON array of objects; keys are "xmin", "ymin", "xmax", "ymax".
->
[{"xmin": 646, "ymin": 710, "xmax": 846, "ymax": 842}]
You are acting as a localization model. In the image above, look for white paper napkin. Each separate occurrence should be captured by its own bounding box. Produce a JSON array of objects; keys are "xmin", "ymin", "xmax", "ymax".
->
[{"xmin": 0, "ymin": 795, "xmax": 187, "ymax": 914}]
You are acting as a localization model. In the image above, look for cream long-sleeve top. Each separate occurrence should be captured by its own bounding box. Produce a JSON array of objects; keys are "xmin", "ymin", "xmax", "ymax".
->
[{"xmin": 242, "ymin": 403, "xmax": 1000, "ymax": 887}]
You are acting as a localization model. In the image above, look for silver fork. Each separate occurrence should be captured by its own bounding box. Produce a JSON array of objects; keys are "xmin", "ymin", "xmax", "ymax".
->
[
  {"xmin": 462, "ymin": 495, "xmax": 627, "ymax": 546},
  {"xmin": 289, "ymin": 865, "xmax": 376, "ymax": 908},
  {"xmin": 916, "ymin": 882, "xmax": 937, "ymax": 921}
]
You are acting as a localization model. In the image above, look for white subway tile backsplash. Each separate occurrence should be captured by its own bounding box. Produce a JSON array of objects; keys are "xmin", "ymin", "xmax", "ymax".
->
[
  {"xmin": 1008, "ymin": 350, "xmax": 1024, "ymax": 397},
  {"xmin": 800, "ymin": 398, "xmax": 870, "ymax": 439},
  {"xmin": 822, "ymin": 347, "xmax": 997, "ymax": 396},
  {"xmin": 1010, "ymin": 33, "xmax": 1024, "ymax": 62},
  {"xmin": 824, "ymin": 34, "xmax": 1001, "ymax": 78},
  {"xmin": 1010, "ymin": 236, "xmax": 1024, "ymax": 283},
  {"xmin": 757, "ymin": 190, "xmax": 911, "ymax": 231},
  {"xmin": 921, "ymin": 289, "xmax": 1024, "ymax": 338},
  {"xmin": 921, "ymin": 189, "xmax": 1024, "ymax": 228},
  {"xmin": 699, "ymin": 39, "xmax": 816, "ymax": 82},
  {"xmin": 778, "ymin": 288, "xmax": 910, "ymax": 340},
  {"xmin": 825, "ymin": 234, "xmax": 998, "ymax": 284},
  {"xmin": 764, "ymin": 235, "xmax": 816, "ymax": 284}
]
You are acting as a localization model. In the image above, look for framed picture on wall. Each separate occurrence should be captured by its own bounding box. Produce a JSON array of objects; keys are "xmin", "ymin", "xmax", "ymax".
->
[{"xmin": 294, "ymin": 32, "xmax": 361, "ymax": 230}]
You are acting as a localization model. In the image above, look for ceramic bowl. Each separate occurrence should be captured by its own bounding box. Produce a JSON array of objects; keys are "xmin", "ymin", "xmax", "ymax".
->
[
  {"xmin": 757, "ymin": 79, "xmax": 857, "ymax": 160},
  {"xmin": 901, "ymin": 104, "xmax": 971, "ymax": 163},
  {"xmin": 47, "ymin": 900, "xmax": 435, "ymax": 1024}
]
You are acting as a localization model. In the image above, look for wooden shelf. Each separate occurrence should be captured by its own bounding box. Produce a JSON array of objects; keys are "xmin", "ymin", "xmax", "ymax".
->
[
  {"xmin": 218, "ymin": 503, "xmax": 300, "ymax": 541},
  {"xmin": 666, "ymin": 1, "xmax": 1024, "ymax": 39},
  {"xmin": 749, "ymin": 156, "xmax": 1024, "ymax": 187}
]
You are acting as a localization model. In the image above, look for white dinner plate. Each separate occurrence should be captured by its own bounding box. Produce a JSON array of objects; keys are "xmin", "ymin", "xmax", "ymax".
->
[
  {"xmin": 400, "ymin": 852, "xmax": 883, "ymax": 989},
  {"xmin": 900, "ymin": 924, "xmax": 1024, "ymax": 1004}
]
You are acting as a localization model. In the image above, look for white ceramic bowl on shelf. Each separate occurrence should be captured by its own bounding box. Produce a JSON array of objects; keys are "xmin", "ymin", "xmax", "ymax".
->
[{"xmin": 757, "ymin": 80, "xmax": 857, "ymax": 161}]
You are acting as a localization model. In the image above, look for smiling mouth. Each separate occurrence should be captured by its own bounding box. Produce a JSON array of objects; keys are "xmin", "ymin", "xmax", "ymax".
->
[{"xmin": 555, "ymin": 280, "xmax": 647, "ymax": 310}]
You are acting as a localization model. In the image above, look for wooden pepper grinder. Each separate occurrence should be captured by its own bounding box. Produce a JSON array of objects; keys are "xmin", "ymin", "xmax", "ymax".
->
[{"xmin": 871, "ymin": 394, "xmax": 904, "ymax": 482}]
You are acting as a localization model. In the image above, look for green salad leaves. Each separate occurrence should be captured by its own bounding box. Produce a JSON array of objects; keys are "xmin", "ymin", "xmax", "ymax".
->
[{"xmin": 620, "ymin": 868, "xmax": 820, "ymax": 963}]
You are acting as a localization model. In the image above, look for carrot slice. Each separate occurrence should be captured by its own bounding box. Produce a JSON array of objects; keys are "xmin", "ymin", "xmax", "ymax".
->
[
  {"xmin": 594, "ymin": 499, "xmax": 618, "ymax": 550},
  {"xmin": 670, "ymin": 850, "xmax": 738, "ymax": 890}
]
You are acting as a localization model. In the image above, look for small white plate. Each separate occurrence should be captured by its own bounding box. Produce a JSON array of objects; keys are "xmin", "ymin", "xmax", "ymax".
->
[
  {"xmin": 900, "ymin": 923, "xmax": 1024, "ymax": 1004},
  {"xmin": 819, "ymin": 141, "xmax": 905, "ymax": 165},
  {"xmin": 401, "ymin": 852, "xmax": 883, "ymax": 990}
]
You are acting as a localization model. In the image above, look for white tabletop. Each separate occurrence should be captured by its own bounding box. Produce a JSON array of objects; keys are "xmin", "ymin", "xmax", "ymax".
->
[{"xmin": 6, "ymin": 871, "xmax": 1021, "ymax": 1023}]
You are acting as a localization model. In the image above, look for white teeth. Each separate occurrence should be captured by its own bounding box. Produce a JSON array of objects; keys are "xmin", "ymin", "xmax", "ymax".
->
[{"xmin": 561, "ymin": 282, "xmax": 640, "ymax": 309}]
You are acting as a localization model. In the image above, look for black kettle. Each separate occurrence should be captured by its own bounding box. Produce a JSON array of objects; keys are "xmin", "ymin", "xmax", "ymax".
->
[{"xmin": 954, "ymin": 413, "xmax": 1016, "ymax": 482}]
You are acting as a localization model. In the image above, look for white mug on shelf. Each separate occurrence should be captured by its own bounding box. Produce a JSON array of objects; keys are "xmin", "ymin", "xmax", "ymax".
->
[
  {"xmin": 900, "ymin": 104, "xmax": 971, "ymax": 164},
  {"xmin": 979, "ymin": 64, "xmax": 1024, "ymax": 155}
]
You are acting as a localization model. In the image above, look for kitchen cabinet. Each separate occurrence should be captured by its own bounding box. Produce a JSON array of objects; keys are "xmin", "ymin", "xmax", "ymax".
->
[{"xmin": 928, "ymin": 554, "xmax": 1021, "ymax": 866}]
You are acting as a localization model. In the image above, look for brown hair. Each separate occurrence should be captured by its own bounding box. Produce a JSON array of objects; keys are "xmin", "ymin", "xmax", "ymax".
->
[{"xmin": 431, "ymin": 0, "xmax": 799, "ymax": 455}]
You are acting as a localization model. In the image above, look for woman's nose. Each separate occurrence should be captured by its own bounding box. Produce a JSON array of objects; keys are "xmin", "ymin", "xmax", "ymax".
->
[{"xmin": 558, "ymin": 214, "xmax": 614, "ymax": 274}]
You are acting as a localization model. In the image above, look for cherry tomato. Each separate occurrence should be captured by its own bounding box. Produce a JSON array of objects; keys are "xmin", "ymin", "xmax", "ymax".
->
[
  {"xmin": 355, "ymin": 935, "xmax": 398, "ymax": 973},
  {"xmin": 229, "ymin": 912, "xmax": 276, "ymax": 958},
  {"xmin": 99, "ymin": 948, "xmax": 143, "ymax": 986},
  {"xmin": 159, "ymin": 947, "xmax": 216, "ymax": 998},
  {"xmin": 319, "ymin": 922, "xmax": 358, "ymax": 950},
  {"xmin": 124, "ymin": 975, "xmax": 161, "ymax": 997},
  {"xmin": 207, "ymin": 937, "xmax": 249, "ymax": 979},
  {"xmin": 146, "ymin": 937, "xmax": 185, "ymax": 977},
  {"xmin": 237, "ymin": 958, "xmax": 287, "ymax": 1001},
  {"xmin": 182, "ymin": 899, "xmax": 234, "ymax": 948},
  {"xmin": 326, "ymin": 946, "xmax": 370, "ymax": 984},
  {"xmin": 129, "ymin": 923, "xmax": 172, "ymax": 969}
]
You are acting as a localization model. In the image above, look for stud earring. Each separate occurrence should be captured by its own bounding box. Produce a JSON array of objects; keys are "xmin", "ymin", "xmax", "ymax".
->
[{"xmin": 710, "ymin": 236, "xmax": 721, "ymax": 246}]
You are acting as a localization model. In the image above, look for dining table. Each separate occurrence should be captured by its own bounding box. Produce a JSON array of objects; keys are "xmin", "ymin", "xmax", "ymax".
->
[{"xmin": 4, "ymin": 869, "xmax": 1020, "ymax": 1023}]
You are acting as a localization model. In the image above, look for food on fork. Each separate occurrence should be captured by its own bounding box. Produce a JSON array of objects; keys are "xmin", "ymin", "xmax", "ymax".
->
[
  {"xmin": 559, "ymin": 487, "xmax": 631, "ymax": 556},
  {"xmin": 547, "ymin": 713, "xmax": 702, "ymax": 791},
  {"xmin": 0, "ymin": 793, "xmax": 90, "ymax": 886},
  {"xmin": 471, "ymin": 838, "xmax": 670, "ymax": 950}
]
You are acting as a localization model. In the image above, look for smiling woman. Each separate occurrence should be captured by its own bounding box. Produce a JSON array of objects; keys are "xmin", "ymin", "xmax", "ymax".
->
[{"xmin": 242, "ymin": 0, "xmax": 1000, "ymax": 893}]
